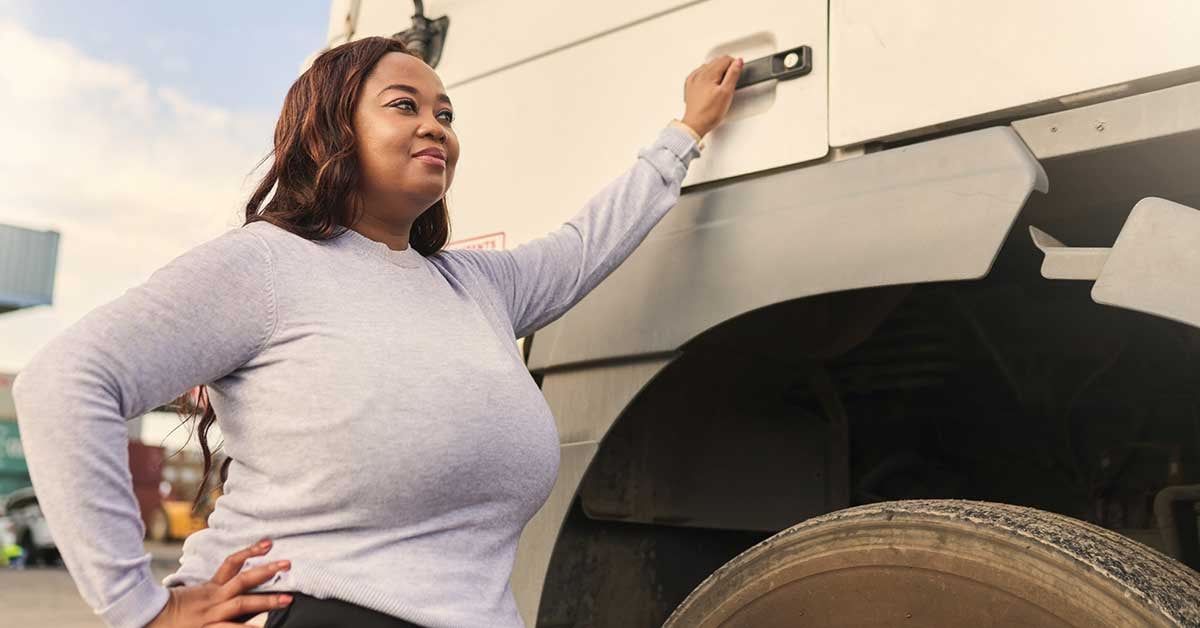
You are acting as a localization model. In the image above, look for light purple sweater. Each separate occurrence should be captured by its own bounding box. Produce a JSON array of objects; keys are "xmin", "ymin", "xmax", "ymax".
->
[{"xmin": 12, "ymin": 126, "xmax": 699, "ymax": 628}]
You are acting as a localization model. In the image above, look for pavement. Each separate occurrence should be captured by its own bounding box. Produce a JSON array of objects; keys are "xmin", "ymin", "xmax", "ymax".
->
[{"xmin": 1, "ymin": 541, "xmax": 184, "ymax": 627}]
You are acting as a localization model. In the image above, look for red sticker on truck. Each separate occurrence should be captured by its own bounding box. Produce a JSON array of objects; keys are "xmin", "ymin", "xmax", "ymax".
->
[{"xmin": 448, "ymin": 232, "xmax": 506, "ymax": 250}]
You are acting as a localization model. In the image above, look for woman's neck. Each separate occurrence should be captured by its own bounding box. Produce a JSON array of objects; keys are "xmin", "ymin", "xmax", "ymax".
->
[{"xmin": 350, "ymin": 211, "xmax": 415, "ymax": 251}]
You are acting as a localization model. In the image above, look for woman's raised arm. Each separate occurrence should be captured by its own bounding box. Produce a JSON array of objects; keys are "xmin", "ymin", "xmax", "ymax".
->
[{"xmin": 444, "ymin": 56, "xmax": 742, "ymax": 338}]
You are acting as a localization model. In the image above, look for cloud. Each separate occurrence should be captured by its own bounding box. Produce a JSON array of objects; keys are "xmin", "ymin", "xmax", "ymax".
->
[
  {"xmin": 0, "ymin": 18, "xmax": 277, "ymax": 373},
  {"xmin": 0, "ymin": 1, "xmax": 32, "ymax": 22}
]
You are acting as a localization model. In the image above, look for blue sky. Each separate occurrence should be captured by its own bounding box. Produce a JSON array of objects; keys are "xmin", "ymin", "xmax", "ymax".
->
[
  {"xmin": 7, "ymin": 1, "xmax": 329, "ymax": 111},
  {"xmin": 0, "ymin": 2, "xmax": 332, "ymax": 373}
]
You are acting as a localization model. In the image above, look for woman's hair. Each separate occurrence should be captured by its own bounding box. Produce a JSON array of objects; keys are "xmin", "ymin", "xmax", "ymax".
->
[{"xmin": 179, "ymin": 37, "xmax": 452, "ymax": 507}]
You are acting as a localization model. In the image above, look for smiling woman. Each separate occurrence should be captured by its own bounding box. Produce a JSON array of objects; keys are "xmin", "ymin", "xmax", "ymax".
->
[
  {"xmin": 243, "ymin": 38, "xmax": 452, "ymax": 255},
  {"xmin": 11, "ymin": 35, "xmax": 741, "ymax": 628},
  {"xmin": 350, "ymin": 51, "xmax": 460, "ymax": 252}
]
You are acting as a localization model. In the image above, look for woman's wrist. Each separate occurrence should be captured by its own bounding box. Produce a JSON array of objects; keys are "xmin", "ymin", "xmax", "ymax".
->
[{"xmin": 673, "ymin": 118, "xmax": 704, "ymax": 141}]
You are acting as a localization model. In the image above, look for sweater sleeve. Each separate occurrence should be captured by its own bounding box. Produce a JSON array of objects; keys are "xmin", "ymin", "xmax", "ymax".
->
[
  {"xmin": 444, "ymin": 125, "xmax": 700, "ymax": 339},
  {"xmin": 11, "ymin": 226, "xmax": 277, "ymax": 628}
]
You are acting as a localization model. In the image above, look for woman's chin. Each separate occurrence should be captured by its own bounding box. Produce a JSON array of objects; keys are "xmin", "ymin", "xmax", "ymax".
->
[{"xmin": 407, "ymin": 174, "xmax": 448, "ymax": 196}]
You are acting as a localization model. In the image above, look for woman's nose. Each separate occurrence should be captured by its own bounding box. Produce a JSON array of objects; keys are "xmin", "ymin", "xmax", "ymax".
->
[{"xmin": 417, "ymin": 120, "xmax": 447, "ymax": 142}]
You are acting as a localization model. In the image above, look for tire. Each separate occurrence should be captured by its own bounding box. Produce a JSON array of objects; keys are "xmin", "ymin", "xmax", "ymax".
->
[
  {"xmin": 147, "ymin": 506, "xmax": 171, "ymax": 543},
  {"xmin": 665, "ymin": 500, "xmax": 1200, "ymax": 628}
]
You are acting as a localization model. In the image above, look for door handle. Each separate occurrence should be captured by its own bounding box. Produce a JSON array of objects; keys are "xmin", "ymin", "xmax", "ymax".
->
[{"xmin": 735, "ymin": 45, "xmax": 812, "ymax": 89}]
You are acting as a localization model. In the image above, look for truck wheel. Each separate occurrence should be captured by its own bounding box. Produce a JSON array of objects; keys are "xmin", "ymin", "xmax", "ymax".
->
[{"xmin": 665, "ymin": 500, "xmax": 1200, "ymax": 628}]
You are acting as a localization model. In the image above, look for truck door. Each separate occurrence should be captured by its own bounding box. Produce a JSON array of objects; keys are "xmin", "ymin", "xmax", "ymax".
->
[
  {"xmin": 830, "ymin": 0, "xmax": 1200, "ymax": 146},
  {"xmin": 343, "ymin": 0, "xmax": 829, "ymax": 249}
]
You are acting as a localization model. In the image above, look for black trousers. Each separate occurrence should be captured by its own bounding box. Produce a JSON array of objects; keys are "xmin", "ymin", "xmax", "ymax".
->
[{"xmin": 241, "ymin": 592, "xmax": 425, "ymax": 628}]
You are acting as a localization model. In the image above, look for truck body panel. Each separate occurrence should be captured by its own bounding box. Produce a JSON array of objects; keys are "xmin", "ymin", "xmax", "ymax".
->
[
  {"xmin": 318, "ymin": 2, "xmax": 1200, "ymax": 624},
  {"xmin": 529, "ymin": 126, "xmax": 1046, "ymax": 370},
  {"xmin": 830, "ymin": 0, "xmax": 1200, "ymax": 146}
]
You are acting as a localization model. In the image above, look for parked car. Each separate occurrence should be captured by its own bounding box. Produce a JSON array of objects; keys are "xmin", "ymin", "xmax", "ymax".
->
[
  {"xmin": 0, "ymin": 511, "xmax": 23, "ymax": 567},
  {"xmin": 3, "ymin": 487, "xmax": 58, "ymax": 566}
]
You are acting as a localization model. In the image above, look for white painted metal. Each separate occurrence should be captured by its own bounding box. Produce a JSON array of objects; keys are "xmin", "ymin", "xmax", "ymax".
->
[
  {"xmin": 1013, "ymin": 81, "xmax": 1200, "ymax": 160},
  {"xmin": 1028, "ymin": 226, "xmax": 1110, "ymax": 280},
  {"xmin": 1031, "ymin": 199, "xmax": 1200, "ymax": 329},
  {"xmin": 324, "ymin": 0, "xmax": 360, "ymax": 48},
  {"xmin": 1093, "ymin": 198, "xmax": 1200, "ymax": 329},
  {"xmin": 540, "ymin": 359, "xmax": 675, "ymax": 445},
  {"xmin": 529, "ymin": 127, "xmax": 1048, "ymax": 369},
  {"xmin": 512, "ymin": 356, "xmax": 675, "ymax": 625},
  {"xmin": 341, "ymin": 0, "xmax": 828, "ymax": 248},
  {"xmin": 831, "ymin": 0, "xmax": 1200, "ymax": 147},
  {"xmin": 510, "ymin": 441, "xmax": 598, "ymax": 627},
  {"xmin": 348, "ymin": 0, "xmax": 704, "ymax": 87}
]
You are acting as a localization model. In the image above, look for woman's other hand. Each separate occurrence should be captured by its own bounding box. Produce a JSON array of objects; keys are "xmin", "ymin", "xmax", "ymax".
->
[
  {"xmin": 146, "ymin": 539, "xmax": 292, "ymax": 627},
  {"xmin": 681, "ymin": 55, "xmax": 744, "ymax": 138}
]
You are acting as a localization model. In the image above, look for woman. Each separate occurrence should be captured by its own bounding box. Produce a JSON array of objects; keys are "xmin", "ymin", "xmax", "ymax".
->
[{"xmin": 13, "ymin": 37, "xmax": 741, "ymax": 627}]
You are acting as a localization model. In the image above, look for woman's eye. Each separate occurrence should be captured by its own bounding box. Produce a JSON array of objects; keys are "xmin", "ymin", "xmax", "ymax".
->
[
  {"xmin": 389, "ymin": 98, "xmax": 416, "ymax": 112},
  {"xmin": 437, "ymin": 110, "xmax": 455, "ymax": 124}
]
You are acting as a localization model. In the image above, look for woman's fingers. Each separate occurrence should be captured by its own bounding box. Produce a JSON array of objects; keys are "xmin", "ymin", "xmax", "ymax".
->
[
  {"xmin": 720, "ymin": 55, "xmax": 743, "ymax": 87},
  {"xmin": 680, "ymin": 55, "xmax": 744, "ymax": 136},
  {"xmin": 210, "ymin": 539, "xmax": 273, "ymax": 585},
  {"xmin": 217, "ymin": 560, "xmax": 292, "ymax": 600},
  {"xmin": 704, "ymin": 56, "xmax": 735, "ymax": 82},
  {"xmin": 205, "ymin": 593, "xmax": 294, "ymax": 624}
]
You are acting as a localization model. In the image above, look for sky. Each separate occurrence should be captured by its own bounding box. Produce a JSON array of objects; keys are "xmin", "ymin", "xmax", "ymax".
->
[{"xmin": 0, "ymin": 1, "xmax": 330, "ymax": 374}]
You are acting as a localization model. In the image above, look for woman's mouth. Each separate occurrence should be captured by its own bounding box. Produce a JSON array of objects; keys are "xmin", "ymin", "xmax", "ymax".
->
[
  {"xmin": 413, "ymin": 148, "xmax": 447, "ymax": 169},
  {"xmin": 414, "ymin": 155, "xmax": 446, "ymax": 168}
]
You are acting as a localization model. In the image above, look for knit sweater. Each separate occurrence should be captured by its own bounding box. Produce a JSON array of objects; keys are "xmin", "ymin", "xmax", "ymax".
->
[{"xmin": 12, "ymin": 126, "xmax": 699, "ymax": 628}]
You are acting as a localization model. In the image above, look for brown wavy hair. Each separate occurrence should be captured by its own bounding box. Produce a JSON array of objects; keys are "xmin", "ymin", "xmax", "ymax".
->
[{"xmin": 179, "ymin": 37, "xmax": 451, "ymax": 506}]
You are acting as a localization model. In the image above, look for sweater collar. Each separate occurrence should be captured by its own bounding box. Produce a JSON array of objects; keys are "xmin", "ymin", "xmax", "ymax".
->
[{"xmin": 335, "ymin": 227, "xmax": 424, "ymax": 269}]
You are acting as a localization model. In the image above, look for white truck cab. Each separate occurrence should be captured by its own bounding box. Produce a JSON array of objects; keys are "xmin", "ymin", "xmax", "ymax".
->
[{"xmin": 316, "ymin": 2, "xmax": 1200, "ymax": 625}]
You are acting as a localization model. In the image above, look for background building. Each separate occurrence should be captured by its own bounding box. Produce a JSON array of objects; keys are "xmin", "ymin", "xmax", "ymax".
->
[{"xmin": 0, "ymin": 223, "xmax": 59, "ymax": 495}]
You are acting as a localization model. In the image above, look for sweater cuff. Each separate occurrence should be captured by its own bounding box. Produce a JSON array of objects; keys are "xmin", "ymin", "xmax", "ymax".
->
[
  {"xmin": 669, "ymin": 119, "xmax": 702, "ymax": 142},
  {"xmin": 97, "ymin": 571, "xmax": 170, "ymax": 628},
  {"xmin": 655, "ymin": 125, "xmax": 703, "ymax": 169}
]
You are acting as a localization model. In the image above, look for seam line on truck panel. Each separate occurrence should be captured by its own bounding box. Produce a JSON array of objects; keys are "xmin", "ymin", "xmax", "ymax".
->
[{"xmin": 446, "ymin": 0, "xmax": 712, "ymax": 89}]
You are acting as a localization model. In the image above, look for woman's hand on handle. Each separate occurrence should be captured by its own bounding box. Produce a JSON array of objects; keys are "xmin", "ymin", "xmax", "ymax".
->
[
  {"xmin": 681, "ymin": 55, "xmax": 744, "ymax": 138},
  {"xmin": 145, "ymin": 539, "xmax": 292, "ymax": 628}
]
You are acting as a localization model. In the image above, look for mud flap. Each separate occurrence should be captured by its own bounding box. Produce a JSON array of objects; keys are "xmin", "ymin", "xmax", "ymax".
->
[{"xmin": 1032, "ymin": 197, "xmax": 1200, "ymax": 329}]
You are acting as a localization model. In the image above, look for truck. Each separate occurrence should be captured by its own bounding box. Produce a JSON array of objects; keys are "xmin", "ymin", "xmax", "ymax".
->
[{"xmin": 316, "ymin": 1, "xmax": 1200, "ymax": 625}]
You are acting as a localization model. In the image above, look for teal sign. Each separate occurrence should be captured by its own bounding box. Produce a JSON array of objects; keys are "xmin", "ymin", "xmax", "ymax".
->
[
  {"xmin": 0, "ymin": 421, "xmax": 27, "ymax": 474},
  {"xmin": 0, "ymin": 422, "xmax": 31, "ymax": 495}
]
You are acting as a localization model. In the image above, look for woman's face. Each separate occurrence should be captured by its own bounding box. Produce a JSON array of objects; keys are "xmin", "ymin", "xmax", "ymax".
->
[{"xmin": 353, "ymin": 52, "xmax": 459, "ymax": 221}]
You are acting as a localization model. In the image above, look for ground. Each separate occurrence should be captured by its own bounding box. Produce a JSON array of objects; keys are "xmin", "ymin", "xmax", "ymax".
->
[{"xmin": 3, "ymin": 541, "xmax": 183, "ymax": 627}]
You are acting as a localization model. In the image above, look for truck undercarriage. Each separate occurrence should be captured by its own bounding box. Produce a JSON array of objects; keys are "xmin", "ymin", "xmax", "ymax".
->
[{"xmin": 535, "ymin": 122, "xmax": 1200, "ymax": 627}]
